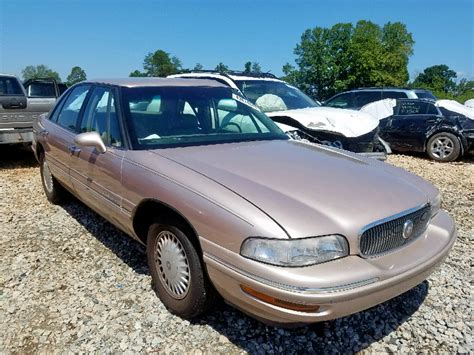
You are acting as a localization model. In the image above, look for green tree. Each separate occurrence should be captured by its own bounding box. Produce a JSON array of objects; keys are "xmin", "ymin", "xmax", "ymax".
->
[
  {"xmin": 193, "ymin": 63, "xmax": 204, "ymax": 71},
  {"xmin": 129, "ymin": 70, "xmax": 147, "ymax": 77},
  {"xmin": 130, "ymin": 50, "xmax": 182, "ymax": 77},
  {"xmin": 244, "ymin": 61, "xmax": 262, "ymax": 74},
  {"xmin": 412, "ymin": 64, "xmax": 457, "ymax": 95},
  {"xmin": 215, "ymin": 62, "xmax": 229, "ymax": 73},
  {"xmin": 244, "ymin": 61, "xmax": 252, "ymax": 73},
  {"xmin": 251, "ymin": 62, "xmax": 262, "ymax": 73},
  {"xmin": 66, "ymin": 66, "xmax": 87, "ymax": 86},
  {"xmin": 22, "ymin": 65, "xmax": 61, "ymax": 82},
  {"xmin": 455, "ymin": 79, "xmax": 474, "ymax": 103},
  {"xmin": 285, "ymin": 21, "xmax": 414, "ymax": 99}
]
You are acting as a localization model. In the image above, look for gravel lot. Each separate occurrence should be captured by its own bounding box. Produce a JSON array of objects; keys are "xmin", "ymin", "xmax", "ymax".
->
[{"xmin": 1, "ymin": 145, "xmax": 472, "ymax": 353}]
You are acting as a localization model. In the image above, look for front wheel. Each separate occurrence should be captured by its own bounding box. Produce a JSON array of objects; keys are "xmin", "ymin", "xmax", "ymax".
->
[
  {"xmin": 146, "ymin": 223, "xmax": 215, "ymax": 318},
  {"xmin": 426, "ymin": 132, "xmax": 461, "ymax": 162}
]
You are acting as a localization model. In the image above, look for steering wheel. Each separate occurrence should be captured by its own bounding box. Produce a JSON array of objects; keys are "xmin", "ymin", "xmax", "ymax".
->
[{"xmin": 219, "ymin": 122, "xmax": 242, "ymax": 133}]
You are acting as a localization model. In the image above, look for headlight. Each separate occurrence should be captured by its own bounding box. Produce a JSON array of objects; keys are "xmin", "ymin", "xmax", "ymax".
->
[
  {"xmin": 240, "ymin": 235, "xmax": 349, "ymax": 267},
  {"xmin": 430, "ymin": 191, "xmax": 442, "ymax": 217}
]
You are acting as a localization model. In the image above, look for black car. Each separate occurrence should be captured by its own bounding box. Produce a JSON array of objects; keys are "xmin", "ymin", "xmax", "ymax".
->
[
  {"xmin": 377, "ymin": 99, "xmax": 474, "ymax": 162},
  {"xmin": 324, "ymin": 87, "xmax": 436, "ymax": 110}
]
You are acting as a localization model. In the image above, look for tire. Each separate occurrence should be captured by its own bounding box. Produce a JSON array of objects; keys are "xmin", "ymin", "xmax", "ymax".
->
[
  {"xmin": 146, "ymin": 223, "xmax": 215, "ymax": 318},
  {"xmin": 39, "ymin": 153, "xmax": 66, "ymax": 203},
  {"xmin": 426, "ymin": 132, "xmax": 461, "ymax": 162}
]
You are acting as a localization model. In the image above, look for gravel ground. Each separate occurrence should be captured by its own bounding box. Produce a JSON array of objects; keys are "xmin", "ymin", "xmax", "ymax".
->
[{"xmin": 0, "ymin": 145, "xmax": 472, "ymax": 354}]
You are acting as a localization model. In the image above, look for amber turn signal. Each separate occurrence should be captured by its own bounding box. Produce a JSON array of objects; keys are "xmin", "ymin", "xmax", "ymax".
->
[{"xmin": 240, "ymin": 285, "xmax": 320, "ymax": 313}]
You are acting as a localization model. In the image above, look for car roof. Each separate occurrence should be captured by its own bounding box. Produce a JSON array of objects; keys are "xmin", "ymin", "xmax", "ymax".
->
[
  {"xmin": 171, "ymin": 71, "xmax": 283, "ymax": 83},
  {"xmin": 83, "ymin": 77, "xmax": 229, "ymax": 88},
  {"xmin": 0, "ymin": 73, "xmax": 18, "ymax": 78},
  {"xmin": 351, "ymin": 87, "xmax": 415, "ymax": 92}
]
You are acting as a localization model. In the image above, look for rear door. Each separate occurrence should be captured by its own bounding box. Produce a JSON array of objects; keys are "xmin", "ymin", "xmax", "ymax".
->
[
  {"xmin": 383, "ymin": 100, "xmax": 436, "ymax": 151},
  {"xmin": 41, "ymin": 85, "xmax": 91, "ymax": 189},
  {"xmin": 71, "ymin": 85, "xmax": 126, "ymax": 226}
]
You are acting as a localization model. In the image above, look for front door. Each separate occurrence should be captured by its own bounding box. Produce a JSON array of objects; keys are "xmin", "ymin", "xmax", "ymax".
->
[{"xmin": 70, "ymin": 86, "xmax": 126, "ymax": 226}]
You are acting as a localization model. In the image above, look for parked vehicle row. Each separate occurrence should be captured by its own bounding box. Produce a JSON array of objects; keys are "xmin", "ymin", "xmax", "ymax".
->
[
  {"xmin": 32, "ymin": 78, "xmax": 456, "ymax": 326},
  {"xmin": 0, "ymin": 74, "xmax": 66, "ymax": 144},
  {"xmin": 323, "ymin": 87, "xmax": 437, "ymax": 110},
  {"xmin": 362, "ymin": 98, "xmax": 474, "ymax": 162}
]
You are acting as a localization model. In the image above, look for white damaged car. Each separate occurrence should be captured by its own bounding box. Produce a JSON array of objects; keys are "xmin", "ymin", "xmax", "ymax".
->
[{"xmin": 169, "ymin": 71, "xmax": 387, "ymax": 157}]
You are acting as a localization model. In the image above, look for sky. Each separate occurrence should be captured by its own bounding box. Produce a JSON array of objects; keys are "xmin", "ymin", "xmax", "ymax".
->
[{"xmin": 1, "ymin": 0, "xmax": 473, "ymax": 82}]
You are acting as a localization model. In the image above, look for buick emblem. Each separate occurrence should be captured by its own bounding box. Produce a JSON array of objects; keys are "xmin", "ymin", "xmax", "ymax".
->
[{"xmin": 403, "ymin": 220, "xmax": 414, "ymax": 239}]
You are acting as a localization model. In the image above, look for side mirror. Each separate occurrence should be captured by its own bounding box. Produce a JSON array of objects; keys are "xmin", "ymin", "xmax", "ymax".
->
[{"xmin": 74, "ymin": 132, "xmax": 106, "ymax": 154}]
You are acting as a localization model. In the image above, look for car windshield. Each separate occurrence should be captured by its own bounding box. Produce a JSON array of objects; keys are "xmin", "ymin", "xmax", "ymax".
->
[
  {"xmin": 122, "ymin": 86, "xmax": 288, "ymax": 149},
  {"xmin": 234, "ymin": 80, "xmax": 319, "ymax": 112}
]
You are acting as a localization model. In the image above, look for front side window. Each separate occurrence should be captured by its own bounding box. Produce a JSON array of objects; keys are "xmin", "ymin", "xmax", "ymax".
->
[
  {"xmin": 80, "ymin": 87, "xmax": 123, "ymax": 147},
  {"xmin": 122, "ymin": 86, "xmax": 287, "ymax": 149},
  {"xmin": 234, "ymin": 80, "xmax": 318, "ymax": 112},
  {"xmin": 325, "ymin": 93, "xmax": 353, "ymax": 109},
  {"xmin": 56, "ymin": 85, "xmax": 90, "ymax": 132},
  {"xmin": 0, "ymin": 77, "xmax": 23, "ymax": 96}
]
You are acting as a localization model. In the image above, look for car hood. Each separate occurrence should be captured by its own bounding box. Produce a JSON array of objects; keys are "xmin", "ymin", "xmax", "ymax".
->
[
  {"xmin": 156, "ymin": 140, "xmax": 434, "ymax": 242},
  {"xmin": 266, "ymin": 107, "xmax": 379, "ymax": 138}
]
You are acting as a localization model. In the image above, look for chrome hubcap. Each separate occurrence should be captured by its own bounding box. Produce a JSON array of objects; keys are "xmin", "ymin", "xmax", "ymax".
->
[
  {"xmin": 155, "ymin": 230, "xmax": 190, "ymax": 299},
  {"xmin": 42, "ymin": 159, "xmax": 54, "ymax": 193},
  {"xmin": 430, "ymin": 137, "xmax": 454, "ymax": 159}
]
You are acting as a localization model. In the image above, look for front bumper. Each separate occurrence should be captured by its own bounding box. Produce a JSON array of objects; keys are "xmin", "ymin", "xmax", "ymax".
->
[
  {"xmin": 0, "ymin": 128, "xmax": 33, "ymax": 144},
  {"xmin": 202, "ymin": 210, "xmax": 456, "ymax": 326}
]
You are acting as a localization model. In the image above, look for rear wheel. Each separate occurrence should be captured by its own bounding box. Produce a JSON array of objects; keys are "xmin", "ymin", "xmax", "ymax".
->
[
  {"xmin": 146, "ymin": 223, "xmax": 215, "ymax": 318},
  {"xmin": 40, "ymin": 153, "xmax": 66, "ymax": 203},
  {"xmin": 426, "ymin": 132, "xmax": 461, "ymax": 162}
]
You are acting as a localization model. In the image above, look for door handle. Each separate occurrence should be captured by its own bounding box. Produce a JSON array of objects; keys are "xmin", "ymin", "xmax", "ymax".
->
[
  {"xmin": 39, "ymin": 130, "xmax": 49, "ymax": 137},
  {"xmin": 67, "ymin": 145, "xmax": 81, "ymax": 155}
]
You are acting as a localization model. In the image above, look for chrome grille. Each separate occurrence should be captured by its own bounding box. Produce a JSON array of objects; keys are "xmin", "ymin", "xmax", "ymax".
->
[{"xmin": 359, "ymin": 204, "xmax": 431, "ymax": 257}]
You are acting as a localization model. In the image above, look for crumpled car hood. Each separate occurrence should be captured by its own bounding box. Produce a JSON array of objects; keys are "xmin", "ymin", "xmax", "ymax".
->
[
  {"xmin": 266, "ymin": 107, "xmax": 379, "ymax": 138},
  {"xmin": 157, "ymin": 140, "xmax": 434, "ymax": 240}
]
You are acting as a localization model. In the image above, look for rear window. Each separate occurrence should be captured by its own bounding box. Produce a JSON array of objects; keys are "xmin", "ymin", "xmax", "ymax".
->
[
  {"xmin": 26, "ymin": 82, "xmax": 56, "ymax": 97},
  {"xmin": 0, "ymin": 77, "xmax": 23, "ymax": 96}
]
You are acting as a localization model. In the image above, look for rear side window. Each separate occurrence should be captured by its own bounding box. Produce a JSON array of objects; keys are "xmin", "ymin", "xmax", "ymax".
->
[
  {"xmin": 56, "ymin": 85, "xmax": 91, "ymax": 132},
  {"xmin": 325, "ymin": 93, "xmax": 353, "ymax": 108},
  {"xmin": 382, "ymin": 91, "xmax": 408, "ymax": 99},
  {"xmin": 0, "ymin": 77, "xmax": 23, "ymax": 96},
  {"xmin": 396, "ymin": 101, "xmax": 430, "ymax": 115},
  {"xmin": 427, "ymin": 103, "xmax": 439, "ymax": 115}
]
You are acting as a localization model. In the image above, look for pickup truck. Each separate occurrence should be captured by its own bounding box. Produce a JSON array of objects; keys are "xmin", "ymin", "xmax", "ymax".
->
[{"xmin": 0, "ymin": 74, "xmax": 66, "ymax": 144}]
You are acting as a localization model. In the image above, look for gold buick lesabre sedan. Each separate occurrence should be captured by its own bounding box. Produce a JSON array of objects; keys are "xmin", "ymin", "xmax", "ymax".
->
[{"xmin": 32, "ymin": 78, "xmax": 456, "ymax": 326}]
